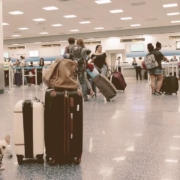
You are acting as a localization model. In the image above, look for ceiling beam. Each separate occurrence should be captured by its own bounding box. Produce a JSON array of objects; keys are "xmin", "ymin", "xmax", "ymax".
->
[{"xmin": 3, "ymin": 25, "xmax": 180, "ymax": 45}]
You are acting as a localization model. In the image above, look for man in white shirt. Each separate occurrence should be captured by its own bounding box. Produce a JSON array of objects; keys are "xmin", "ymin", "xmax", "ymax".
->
[
  {"xmin": 170, "ymin": 55, "xmax": 178, "ymax": 62},
  {"xmin": 115, "ymin": 56, "xmax": 122, "ymax": 72},
  {"xmin": 132, "ymin": 57, "xmax": 142, "ymax": 80}
]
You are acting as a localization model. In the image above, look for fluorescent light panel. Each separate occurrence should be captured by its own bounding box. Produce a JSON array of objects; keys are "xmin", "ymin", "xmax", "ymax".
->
[
  {"xmin": 70, "ymin": 29, "xmax": 79, "ymax": 32},
  {"xmin": 12, "ymin": 35, "xmax": 21, "ymax": 37},
  {"xmin": 2, "ymin": 23, "xmax": 9, "ymax": 26},
  {"xmin": 18, "ymin": 27, "xmax": 29, "ymax": 30},
  {"xmin": 52, "ymin": 24, "xmax": 63, "ymax": 27},
  {"xmin": 9, "ymin": 11, "xmax": 24, "ymax": 15},
  {"xmin": 39, "ymin": 32, "xmax": 49, "ymax": 34},
  {"xmin": 95, "ymin": 0, "xmax": 111, "ymax": 4},
  {"xmin": 79, "ymin": 21, "xmax": 91, "ymax": 24},
  {"xmin": 43, "ymin": 6, "xmax": 58, "ymax": 11},
  {"xmin": 163, "ymin": 3, "xmax": 178, "ymax": 8},
  {"xmin": 110, "ymin": 9, "xmax": 123, "ymax": 13},
  {"xmin": 131, "ymin": 24, "xmax": 141, "ymax": 26},
  {"xmin": 121, "ymin": 17, "xmax": 132, "ymax": 20},
  {"xmin": 64, "ymin": 15, "xmax": 77, "ymax": 18},
  {"xmin": 12, "ymin": 44, "xmax": 19, "ymax": 45},
  {"xmin": 167, "ymin": 12, "xmax": 179, "ymax": 16},
  {"xmin": 94, "ymin": 27, "xmax": 104, "ymax": 29},
  {"xmin": 33, "ymin": 18, "xmax": 46, "ymax": 22},
  {"xmin": 171, "ymin": 20, "xmax": 180, "ymax": 23}
]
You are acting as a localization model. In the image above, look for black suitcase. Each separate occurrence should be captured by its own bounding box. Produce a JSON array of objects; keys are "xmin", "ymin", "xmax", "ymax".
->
[
  {"xmin": 45, "ymin": 89, "xmax": 83, "ymax": 165},
  {"xmin": 161, "ymin": 76, "xmax": 179, "ymax": 94}
]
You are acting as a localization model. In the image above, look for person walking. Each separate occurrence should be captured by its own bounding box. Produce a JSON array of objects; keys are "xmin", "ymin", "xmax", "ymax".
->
[
  {"xmin": 76, "ymin": 39, "xmax": 95, "ymax": 101},
  {"xmin": 90, "ymin": 45, "xmax": 110, "ymax": 76}
]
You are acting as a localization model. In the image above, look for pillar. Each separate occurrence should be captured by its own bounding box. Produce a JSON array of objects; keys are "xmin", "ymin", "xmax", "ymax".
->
[{"xmin": 0, "ymin": 0, "xmax": 4, "ymax": 94}]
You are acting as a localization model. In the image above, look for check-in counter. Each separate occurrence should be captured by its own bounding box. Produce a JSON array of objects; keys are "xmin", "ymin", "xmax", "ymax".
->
[{"xmin": 111, "ymin": 62, "xmax": 179, "ymax": 78}]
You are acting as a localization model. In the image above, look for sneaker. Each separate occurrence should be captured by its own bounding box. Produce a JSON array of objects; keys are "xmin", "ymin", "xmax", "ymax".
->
[
  {"xmin": 155, "ymin": 90, "xmax": 162, "ymax": 95},
  {"xmin": 155, "ymin": 92, "xmax": 162, "ymax": 96},
  {"xmin": 152, "ymin": 93, "xmax": 156, "ymax": 95}
]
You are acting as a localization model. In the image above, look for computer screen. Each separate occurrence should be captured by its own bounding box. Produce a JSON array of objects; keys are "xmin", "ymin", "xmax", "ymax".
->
[
  {"xmin": 4, "ymin": 52, "xmax": 9, "ymax": 58},
  {"xmin": 176, "ymin": 42, "xmax": 180, "ymax": 50},
  {"xmin": 29, "ymin": 51, "xmax": 39, "ymax": 58},
  {"xmin": 131, "ymin": 43, "xmax": 144, "ymax": 52}
]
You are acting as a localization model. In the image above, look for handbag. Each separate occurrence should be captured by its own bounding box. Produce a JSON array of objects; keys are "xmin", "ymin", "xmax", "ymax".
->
[{"xmin": 43, "ymin": 58, "xmax": 78, "ymax": 90}]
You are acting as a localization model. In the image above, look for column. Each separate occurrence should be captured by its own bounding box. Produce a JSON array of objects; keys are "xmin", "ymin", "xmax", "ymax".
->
[{"xmin": 0, "ymin": 0, "xmax": 4, "ymax": 94}]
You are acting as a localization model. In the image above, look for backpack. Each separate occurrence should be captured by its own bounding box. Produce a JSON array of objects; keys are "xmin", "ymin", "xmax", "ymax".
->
[
  {"xmin": 69, "ymin": 45, "xmax": 84, "ymax": 64},
  {"xmin": 144, "ymin": 53, "xmax": 158, "ymax": 70}
]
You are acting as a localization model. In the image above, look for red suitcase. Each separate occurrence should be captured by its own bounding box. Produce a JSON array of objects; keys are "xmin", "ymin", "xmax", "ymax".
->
[{"xmin": 109, "ymin": 72, "xmax": 127, "ymax": 91}]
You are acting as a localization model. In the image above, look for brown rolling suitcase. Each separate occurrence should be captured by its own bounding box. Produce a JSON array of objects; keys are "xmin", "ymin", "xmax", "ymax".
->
[
  {"xmin": 93, "ymin": 74, "xmax": 117, "ymax": 100},
  {"xmin": 45, "ymin": 89, "xmax": 83, "ymax": 165}
]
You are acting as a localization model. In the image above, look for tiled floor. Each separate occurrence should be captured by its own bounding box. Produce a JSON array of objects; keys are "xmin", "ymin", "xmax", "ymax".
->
[{"xmin": 1, "ymin": 79, "xmax": 180, "ymax": 180}]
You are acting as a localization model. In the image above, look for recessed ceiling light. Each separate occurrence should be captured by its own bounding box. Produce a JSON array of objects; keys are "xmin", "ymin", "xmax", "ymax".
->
[
  {"xmin": 163, "ymin": 3, "xmax": 178, "ymax": 8},
  {"xmin": 167, "ymin": 12, "xmax": 180, "ymax": 16},
  {"xmin": 12, "ymin": 35, "xmax": 21, "ymax": 37},
  {"xmin": 171, "ymin": 20, "xmax": 180, "ymax": 23},
  {"xmin": 52, "ymin": 24, "xmax": 63, "ymax": 27},
  {"xmin": 64, "ymin": 15, "xmax": 77, "ymax": 18},
  {"xmin": 79, "ymin": 21, "xmax": 91, "ymax": 24},
  {"xmin": 165, "ymin": 159, "xmax": 178, "ymax": 163},
  {"xmin": 18, "ymin": 27, "xmax": 29, "ymax": 30},
  {"xmin": 33, "ymin": 18, "xmax": 46, "ymax": 22},
  {"xmin": 94, "ymin": 27, "xmax": 104, "ymax": 30},
  {"xmin": 95, "ymin": 0, "xmax": 111, "ymax": 4},
  {"xmin": 110, "ymin": 9, "xmax": 123, "ymax": 13},
  {"xmin": 131, "ymin": 24, "xmax": 141, "ymax": 27},
  {"xmin": 70, "ymin": 29, "xmax": 79, "ymax": 32},
  {"xmin": 39, "ymin": 32, "xmax": 49, "ymax": 34},
  {"xmin": 60, "ymin": 40, "xmax": 68, "ymax": 42},
  {"xmin": 43, "ymin": 6, "xmax": 59, "ymax": 11},
  {"xmin": 121, "ymin": 17, "xmax": 132, "ymax": 20},
  {"xmin": 9, "ymin": 11, "xmax": 24, "ymax": 15},
  {"xmin": 2, "ymin": 23, "xmax": 9, "ymax": 26}
]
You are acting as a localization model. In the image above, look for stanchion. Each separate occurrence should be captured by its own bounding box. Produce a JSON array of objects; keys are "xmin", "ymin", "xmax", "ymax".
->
[
  {"xmin": 35, "ymin": 68, "xmax": 37, "ymax": 88},
  {"xmin": 8, "ymin": 66, "xmax": 15, "ymax": 93},
  {"xmin": 41, "ymin": 66, "xmax": 47, "ymax": 91}
]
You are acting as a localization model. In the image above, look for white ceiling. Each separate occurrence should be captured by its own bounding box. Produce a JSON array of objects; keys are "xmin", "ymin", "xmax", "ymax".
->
[{"xmin": 2, "ymin": 0, "xmax": 180, "ymax": 40}]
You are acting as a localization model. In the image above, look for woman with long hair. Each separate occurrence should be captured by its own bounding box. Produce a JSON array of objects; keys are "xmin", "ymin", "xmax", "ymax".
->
[
  {"xmin": 147, "ymin": 43, "xmax": 168, "ymax": 95},
  {"xmin": 91, "ymin": 45, "xmax": 110, "ymax": 76}
]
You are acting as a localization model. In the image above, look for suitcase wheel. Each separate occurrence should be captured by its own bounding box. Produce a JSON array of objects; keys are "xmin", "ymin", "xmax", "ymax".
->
[
  {"xmin": 36, "ymin": 155, "xmax": 44, "ymax": 164},
  {"xmin": 17, "ymin": 155, "xmax": 24, "ymax": 165},
  {"xmin": 75, "ymin": 154, "xmax": 82, "ymax": 165}
]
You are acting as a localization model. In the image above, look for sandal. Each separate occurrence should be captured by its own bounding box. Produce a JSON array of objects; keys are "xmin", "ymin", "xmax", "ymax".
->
[{"xmin": 90, "ymin": 92, "xmax": 96, "ymax": 98}]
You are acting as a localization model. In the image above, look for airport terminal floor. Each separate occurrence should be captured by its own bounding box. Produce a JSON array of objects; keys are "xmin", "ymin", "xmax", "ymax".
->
[{"xmin": 1, "ymin": 78, "xmax": 180, "ymax": 180}]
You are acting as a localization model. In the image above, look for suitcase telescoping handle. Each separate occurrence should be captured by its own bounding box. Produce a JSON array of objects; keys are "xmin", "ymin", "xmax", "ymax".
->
[
  {"xmin": 33, "ymin": 97, "xmax": 40, "ymax": 102},
  {"xmin": 70, "ymin": 113, "xmax": 73, "ymax": 139}
]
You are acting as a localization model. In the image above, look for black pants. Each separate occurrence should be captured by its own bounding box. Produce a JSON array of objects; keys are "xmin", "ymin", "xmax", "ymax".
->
[
  {"xmin": 135, "ymin": 67, "xmax": 142, "ymax": 80},
  {"xmin": 4, "ymin": 71, "xmax": 9, "ymax": 85},
  {"xmin": 118, "ymin": 67, "xmax": 121, "ymax": 72}
]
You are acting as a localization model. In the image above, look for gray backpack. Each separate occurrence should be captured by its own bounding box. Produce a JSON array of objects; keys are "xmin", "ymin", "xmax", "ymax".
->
[
  {"xmin": 144, "ymin": 53, "xmax": 158, "ymax": 70},
  {"xmin": 69, "ymin": 45, "xmax": 84, "ymax": 63}
]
